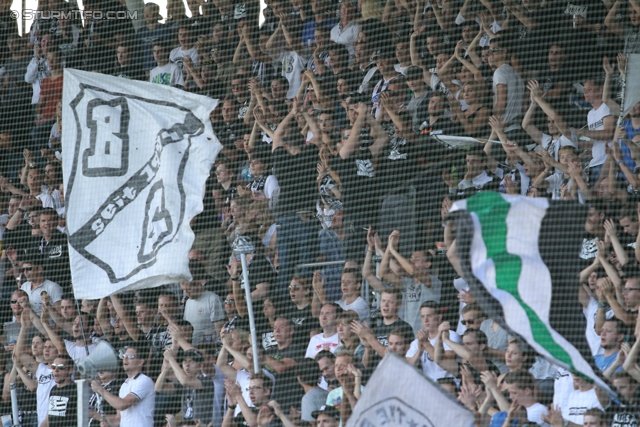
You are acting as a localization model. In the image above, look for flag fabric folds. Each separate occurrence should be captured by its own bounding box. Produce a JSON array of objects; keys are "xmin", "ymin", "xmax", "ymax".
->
[
  {"xmin": 622, "ymin": 54, "xmax": 640, "ymax": 119},
  {"xmin": 449, "ymin": 192, "xmax": 612, "ymax": 393},
  {"xmin": 345, "ymin": 353, "xmax": 474, "ymax": 427},
  {"xmin": 62, "ymin": 69, "xmax": 221, "ymax": 299}
]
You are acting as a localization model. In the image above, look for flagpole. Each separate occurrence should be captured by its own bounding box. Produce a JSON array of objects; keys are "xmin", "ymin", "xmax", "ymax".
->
[
  {"xmin": 232, "ymin": 236, "xmax": 260, "ymax": 374},
  {"xmin": 618, "ymin": 54, "xmax": 628, "ymax": 127}
]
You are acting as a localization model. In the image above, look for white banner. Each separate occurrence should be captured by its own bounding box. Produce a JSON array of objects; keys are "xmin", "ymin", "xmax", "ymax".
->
[
  {"xmin": 623, "ymin": 54, "xmax": 640, "ymax": 119},
  {"xmin": 62, "ymin": 69, "xmax": 221, "ymax": 299},
  {"xmin": 346, "ymin": 354, "xmax": 474, "ymax": 427}
]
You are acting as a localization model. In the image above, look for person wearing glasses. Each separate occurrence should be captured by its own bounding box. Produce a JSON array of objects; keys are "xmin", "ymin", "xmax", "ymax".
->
[
  {"xmin": 41, "ymin": 354, "xmax": 76, "ymax": 427},
  {"xmin": 222, "ymin": 373, "xmax": 279, "ymax": 427},
  {"xmin": 91, "ymin": 343, "xmax": 156, "ymax": 427},
  {"xmin": 19, "ymin": 254, "xmax": 62, "ymax": 317},
  {"xmin": 459, "ymin": 303, "xmax": 511, "ymax": 374}
]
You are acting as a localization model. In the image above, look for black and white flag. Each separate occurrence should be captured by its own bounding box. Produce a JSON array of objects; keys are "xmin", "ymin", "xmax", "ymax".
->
[
  {"xmin": 346, "ymin": 354, "xmax": 474, "ymax": 427},
  {"xmin": 62, "ymin": 69, "xmax": 221, "ymax": 299}
]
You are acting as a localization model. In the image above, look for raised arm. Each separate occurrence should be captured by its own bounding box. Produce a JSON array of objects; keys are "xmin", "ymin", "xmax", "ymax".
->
[
  {"xmin": 379, "ymin": 231, "xmax": 403, "ymax": 288},
  {"xmin": 363, "ymin": 227, "xmax": 386, "ymax": 293},
  {"xmin": 604, "ymin": 1, "xmax": 625, "ymax": 38},
  {"xmin": 110, "ymin": 294, "xmax": 139, "ymax": 341},
  {"xmin": 339, "ymin": 103, "xmax": 368, "ymax": 159},
  {"xmin": 529, "ymin": 80, "xmax": 572, "ymax": 139},
  {"xmin": 272, "ymin": 98, "xmax": 298, "ymax": 151}
]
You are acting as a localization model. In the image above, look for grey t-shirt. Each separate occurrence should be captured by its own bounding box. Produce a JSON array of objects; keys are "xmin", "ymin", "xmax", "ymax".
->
[
  {"xmin": 480, "ymin": 319, "xmax": 512, "ymax": 374},
  {"xmin": 301, "ymin": 387, "xmax": 330, "ymax": 421},
  {"xmin": 398, "ymin": 276, "xmax": 443, "ymax": 335}
]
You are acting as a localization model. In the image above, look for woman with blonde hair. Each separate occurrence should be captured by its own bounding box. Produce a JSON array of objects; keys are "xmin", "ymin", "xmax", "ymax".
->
[{"xmin": 361, "ymin": 0, "xmax": 384, "ymax": 21}]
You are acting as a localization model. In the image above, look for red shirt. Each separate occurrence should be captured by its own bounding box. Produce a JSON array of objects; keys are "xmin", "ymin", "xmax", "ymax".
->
[{"xmin": 39, "ymin": 75, "xmax": 63, "ymax": 121}]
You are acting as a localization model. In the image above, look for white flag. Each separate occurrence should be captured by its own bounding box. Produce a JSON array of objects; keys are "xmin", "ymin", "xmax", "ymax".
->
[
  {"xmin": 62, "ymin": 69, "xmax": 222, "ymax": 299},
  {"xmin": 346, "ymin": 354, "xmax": 474, "ymax": 427},
  {"xmin": 622, "ymin": 54, "xmax": 640, "ymax": 118}
]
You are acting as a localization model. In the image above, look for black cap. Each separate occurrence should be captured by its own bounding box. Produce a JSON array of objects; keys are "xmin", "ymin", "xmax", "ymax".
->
[{"xmin": 312, "ymin": 406, "xmax": 340, "ymax": 420}]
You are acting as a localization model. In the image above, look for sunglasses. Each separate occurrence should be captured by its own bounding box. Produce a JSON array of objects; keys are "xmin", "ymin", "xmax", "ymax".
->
[
  {"xmin": 50, "ymin": 364, "xmax": 67, "ymax": 370},
  {"xmin": 460, "ymin": 317, "xmax": 482, "ymax": 326},
  {"xmin": 10, "ymin": 299, "xmax": 18, "ymax": 304},
  {"xmin": 21, "ymin": 266, "xmax": 33, "ymax": 271}
]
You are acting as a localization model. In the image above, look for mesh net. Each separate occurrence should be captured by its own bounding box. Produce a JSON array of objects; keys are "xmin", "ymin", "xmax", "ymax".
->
[{"xmin": 0, "ymin": 0, "xmax": 637, "ymax": 425}]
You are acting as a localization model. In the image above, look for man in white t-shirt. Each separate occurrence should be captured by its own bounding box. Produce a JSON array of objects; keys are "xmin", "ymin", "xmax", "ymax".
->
[
  {"xmin": 150, "ymin": 41, "xmax": 184, "ymax": 87},
  {"xmin": 571, "ymin": 78, "xmax": 615, "ymax": 182},
  {"xmin": 502, "ymin": 370, "xmax": 550, "ymax": 426},
  {"xmin": 488, "ymin": 39, "xmax": 524, "ymax": 135},
  {"xmin": 20, "ymin": 256, "xmax": 63, "ymax": 316},
  {"xmin": 406, "ymin": 301, "xmax": 459, "ymax": 381},
  {"xmin": 559, "ymin": 373, "xmax": 605, "ymax": 425},
  {"xmin": 181, "ymin": 279, "xmax": 225, "ymax": 345},
  {"xmin": 169, "ymin": 25, "xmax": 198, "ymax": 76},
  {"xmin": 41, "ymin": 312, "xmax": 96, "ymax": 364},
  {"xmin": 91, "ymin": 344, "xmax": 155, "ymax": 427},
  {"xmin": 306, "ymin": 303, "xmax": 340, "ymax": 358}
]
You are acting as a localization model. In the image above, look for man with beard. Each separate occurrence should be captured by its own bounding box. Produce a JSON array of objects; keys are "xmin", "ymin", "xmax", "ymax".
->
[
  {"xmin": 91, "ymin": 344, "xmax": 155, "ymax": 427},
  {"xmin": 212, "ymin": 98, "xmax": 249, "ymax": 164}
]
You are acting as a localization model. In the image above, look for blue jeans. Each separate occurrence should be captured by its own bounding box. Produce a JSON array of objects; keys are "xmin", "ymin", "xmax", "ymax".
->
[{"xmin": 276, "ymin": 213, "xmax": 319, "ymax": 295}]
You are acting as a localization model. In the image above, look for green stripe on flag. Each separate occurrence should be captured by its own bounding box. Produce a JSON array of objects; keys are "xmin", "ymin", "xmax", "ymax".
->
[{"xmin": 466, "ymin": 192, "xmax": 574, "ymax": 368}]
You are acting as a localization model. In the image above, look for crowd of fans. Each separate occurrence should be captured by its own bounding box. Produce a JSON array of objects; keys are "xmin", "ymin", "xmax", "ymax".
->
[{"xmin": 0, "ymin": 0, "xmax": 640, "ymax": 425}]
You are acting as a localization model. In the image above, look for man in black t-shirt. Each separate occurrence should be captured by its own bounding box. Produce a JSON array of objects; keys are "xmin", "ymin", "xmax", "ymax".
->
[
  {"xmin": 46, "ymin": 355, "xmax": 78, "ymax": 427},
  {"xmin": 271, "ymin": 113, "xmax": 320, "ymax": 294},
  {"xmin": 88, "ymin": 370, "xmax": 122, "ymax": 427},
  {"xmin": 264, "ymin": 317, "xmax": 306, "ymax": 410},
  {"xmin": 29, "ymin": 208, "xmax": 71, "ymax": 292},
  {"xmin": 212, "ymin": 98, "xmax": 249, "ymax": 165},
  {"xmin": 352, "ymin": 288, "xmax": 413, "ymax": 368}
]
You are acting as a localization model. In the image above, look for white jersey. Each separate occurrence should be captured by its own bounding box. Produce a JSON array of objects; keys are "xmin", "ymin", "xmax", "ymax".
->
[
  {"xmin": 587, "ymin": 103, "xmax": 612, "ymax": 168},
  {"xmin": 36, "ymin": 363, "xmax": 55, "ymax": 427}
]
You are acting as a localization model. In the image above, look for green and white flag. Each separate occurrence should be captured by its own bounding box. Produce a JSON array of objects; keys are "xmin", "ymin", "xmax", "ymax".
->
[{"xmin": 450, "ymin": 192, "xmax": 611, "ymax": 392}]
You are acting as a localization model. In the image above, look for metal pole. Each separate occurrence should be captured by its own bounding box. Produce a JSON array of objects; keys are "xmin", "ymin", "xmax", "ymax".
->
[
  {"xmin": 10, "ymin": 382, "xmax": 20, "ymax": 427},
  {"xmin": 233, "ymin": 235, "xmax": 259, "ymax": 374},
  {"xmin": 76, "ymin": 378, "xmax": 91, "ymax": 427},
  {"xmin": 618, "ymin": 54, "xmax": 629, "ymax": 127},
  {"xmin": 239, "ymin": 253, "xmax": 260, "ymax": 374}
]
